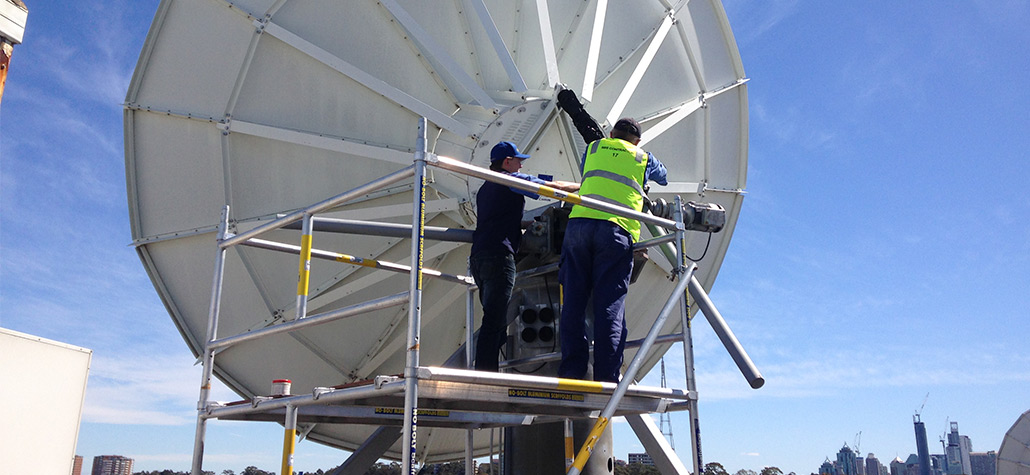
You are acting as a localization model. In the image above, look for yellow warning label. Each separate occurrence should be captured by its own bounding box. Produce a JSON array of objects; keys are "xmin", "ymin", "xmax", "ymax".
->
[
  {"xmin": 507, "ymin": 389, "xmax": 586, "ymax": 402},
  {"xmin": 374, "ymin": 407, "xmax": 450, "ymax": 417}
]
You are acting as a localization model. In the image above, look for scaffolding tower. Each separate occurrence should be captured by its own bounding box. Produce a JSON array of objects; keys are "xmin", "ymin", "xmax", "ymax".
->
[
  {"xmin": 660, "ymin": 358, "xmax": 676, "ymax": 451},
  {"xmin": 189, "ymin": 119, "xmax": 763, "ymax": 475}
]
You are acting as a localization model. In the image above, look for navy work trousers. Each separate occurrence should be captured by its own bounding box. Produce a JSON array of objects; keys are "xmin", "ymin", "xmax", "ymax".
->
[
  {"xmin": 470, "ymin": 251, "xmax": 516, "ymax": 372},
  {"xmin": 557, "ymin": 218, "xmax": 633, "ymax": 382}
]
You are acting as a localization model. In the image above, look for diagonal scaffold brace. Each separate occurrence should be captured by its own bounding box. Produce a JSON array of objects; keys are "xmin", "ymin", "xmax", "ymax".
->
[{"xmin": 566, "ymin": 261, "xmax": 698, "ymax": 475}]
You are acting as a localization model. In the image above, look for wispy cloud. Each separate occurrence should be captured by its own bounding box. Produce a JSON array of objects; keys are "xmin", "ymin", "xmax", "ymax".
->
[
  {"xmin": 83, "ymin": 352, "xmax": 205, "ymax": 425},
  {"xmin": 34, "ymin": 3, "xmax": 143, "ymax": 108},
  {"xmin": 659, "ymin": 345, "xmax": 1030, "ymax": 401},
  {"xmin": 723, "ymin": 0, "xmax": 800, "ymax": 46},
  {"xmin": 750, "ymin": 101, "xmax": 839, "ymax": 154},
  {"xmin": 971, "ymin": 0, "xmax": 1030, "ymax": 36}
]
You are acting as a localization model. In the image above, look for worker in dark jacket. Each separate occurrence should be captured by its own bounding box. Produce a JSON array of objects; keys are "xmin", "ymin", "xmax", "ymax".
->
[{"xmin": 471, "ymin": 141, "xmax": 579, "ymax": 372}]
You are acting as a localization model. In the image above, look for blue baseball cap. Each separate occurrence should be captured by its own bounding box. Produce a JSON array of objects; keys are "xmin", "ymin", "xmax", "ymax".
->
[{"xmin": 490, "ymin": 141, "xmax": 531, "ymax": 162}]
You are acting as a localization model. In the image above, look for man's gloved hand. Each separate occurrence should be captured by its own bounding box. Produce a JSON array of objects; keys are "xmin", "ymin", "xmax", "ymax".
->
[
  {"xmin": 556, "ymin": 86, "xmax": 605, "ymax": 143},
  {"xmin": 557, "ymin": 88, "xmax": 584, "ymax": 113}
]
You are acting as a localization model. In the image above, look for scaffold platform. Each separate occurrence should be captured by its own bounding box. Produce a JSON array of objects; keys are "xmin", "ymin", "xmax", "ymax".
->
[{"xmin": 209, "ymin": 366, "xmax": 695, "ymax": 430}]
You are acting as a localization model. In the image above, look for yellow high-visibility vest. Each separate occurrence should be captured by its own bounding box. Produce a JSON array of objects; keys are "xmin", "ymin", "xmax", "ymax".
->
[{"xmin": 569, "ymin": 137, "xmax": 649, "ymax": 241}]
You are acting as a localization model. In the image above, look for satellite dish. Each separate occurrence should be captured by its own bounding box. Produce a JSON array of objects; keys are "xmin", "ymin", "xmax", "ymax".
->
[
  {"xmin": 125, "ymin": 0, "xmax": 747, "ymax": 462},
  {"xmin": 998, "ymin": 410, "xmax": 1030, "ymax": 475}
]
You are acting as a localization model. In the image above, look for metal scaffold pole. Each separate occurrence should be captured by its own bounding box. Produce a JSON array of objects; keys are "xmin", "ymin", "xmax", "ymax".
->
[
  {"xmin": 191, "ymin": 206, "xmax": 230, "ymax": 475},
  {"xmin": 281, "ymin": 404, "xmax": 298, "ymax": 475},
  {"xmin": 465, "ymin": 258, "xmax": 476, "ymax": 475},
  {"xmin": 402, "ymin": 117, "xmax": 429, "ymax": 475},
  {"xmin": 675, "ymin": 196, "xmax": 703, "ymax": 474},
  {"xmin": 681, "ymin": 291, "xmax": 703, "ymax": 474},
  {"xmin": 294, "ymin": 213, "xmax": 314, "ymax": 320}
]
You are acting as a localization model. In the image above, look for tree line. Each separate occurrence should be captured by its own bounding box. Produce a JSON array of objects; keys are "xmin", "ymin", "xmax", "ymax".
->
[{"xmin": 704, "ymin": 462, "xmax": 795, "ymax": 475}]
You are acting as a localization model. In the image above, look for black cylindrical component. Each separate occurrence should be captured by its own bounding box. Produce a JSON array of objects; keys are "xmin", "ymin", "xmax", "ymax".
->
[
  {"xmin": 521, "ymin": 308, "xmax": 538, "ymax": 324},
  {"xmin": 538, "ymin": 306, "xmax": 554, "ymax": 323}
]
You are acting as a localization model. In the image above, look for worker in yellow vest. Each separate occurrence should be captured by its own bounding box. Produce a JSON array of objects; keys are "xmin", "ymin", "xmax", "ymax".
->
[{"xmin": 557, "ymin": 116, "xmax": 668, "ymax": 382}]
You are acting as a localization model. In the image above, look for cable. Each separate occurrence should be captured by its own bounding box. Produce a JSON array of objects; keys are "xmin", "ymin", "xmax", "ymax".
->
[
  {"xmin": 544, "ymin": 273, "xmax": 558, "ymax": 356},
  {"xmin": 684, "ymin": 232, "xmax": 713, "ymax": 262}
]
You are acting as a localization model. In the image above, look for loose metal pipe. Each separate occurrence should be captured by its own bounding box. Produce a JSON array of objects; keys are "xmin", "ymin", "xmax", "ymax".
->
[
  {"xmin": 566, "ymin": 264, "xmax": 697, "ymax": 475},
  {"xmin": 689, "ymin": 276, "xmax": 764, "ymax": 388},
  {"xmin": 219, "ymin": 165, "xmax": 416, "ymax": 249},
  {"xmin": 191, "ymin": 206, "xmax": 230, "ymax": 475},
  {"xmin": 644, "ymin": 222, "xmax": 765, "ymax": 389},
  {"xmin": 402, "ymin": 118, "xmax": 429, "ymax": 475}
]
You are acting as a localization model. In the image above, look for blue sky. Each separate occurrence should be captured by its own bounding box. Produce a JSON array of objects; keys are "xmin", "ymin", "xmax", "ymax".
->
[{"xmin": 1, "ymin": 1, "xmax": 1027, "ymax": 474}]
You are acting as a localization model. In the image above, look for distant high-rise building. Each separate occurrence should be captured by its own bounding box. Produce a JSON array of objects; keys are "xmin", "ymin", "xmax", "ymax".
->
[
  {"xmin": 838, "ymin": 444, "xmax": 859, "ymax": 475},
  {"xmin": 915, "ymin": 416, "xmax": 932, "ymax": 475},
  {"xmin": 628, "ymin": 453, "xmax": 655, "ymax": 466},
  {"xmin": 72, "ymin": 455, "xmax": 84, "ymax": 475},
  {"xmin": 891, "ymin": 456, "xmax": 906, "ymax": 475},
  {"xmin": 969, "ymin": 452, "xmax": 996, "ymax": 475},
  {"xmin": 931, "ymin": 454, "xmax": 947, "ymax": 475},
  {"xmin": 91, "ymin": 455, "xmax": 133, "ymax": 475},
  {"xmin": 959, "ymin": 436, "xmax": 972, "ymax": 474},
  {"xmin": 946, "ymin": 422, "xmax": 972, "ymax": 475},
  {"xmin": 866, "ymin": 453, "xmax": 883, "ymax": 475},
  {"xmin": 905, "ymin": 454, "xmax": 923, "ymax": 475},
  {"xmin": 859, "ymin": 457, "xmax": 866, "ymax": 475},
  {"xmin": 821, "ymin": 458, "xmax": 837, "ymax": 475}
]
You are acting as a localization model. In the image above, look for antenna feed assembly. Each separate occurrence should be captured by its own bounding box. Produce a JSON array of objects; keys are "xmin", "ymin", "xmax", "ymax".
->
[{"xmin": 648, "ymin": 198, "xmax": 727, "ymax": 234}]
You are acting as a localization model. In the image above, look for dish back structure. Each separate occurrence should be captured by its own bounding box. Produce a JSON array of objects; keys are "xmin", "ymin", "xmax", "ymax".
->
[{"xmin": 124, "ymin": 0, "xmax": 748, "ymax": 462}]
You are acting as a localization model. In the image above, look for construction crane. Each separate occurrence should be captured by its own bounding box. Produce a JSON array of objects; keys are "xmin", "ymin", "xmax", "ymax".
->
[
  {"xmin": 915, "ymin": 392, "xmax": 929, "ymax": 422},
  {"xmin": 854, "ymin": 431, "xmax": 862, "ymax": 455}
]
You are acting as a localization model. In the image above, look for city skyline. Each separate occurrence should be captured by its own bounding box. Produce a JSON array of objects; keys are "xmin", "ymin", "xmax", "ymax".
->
[
  {"xmin": 818, "ymin": 420, "xmax": 998, "ymax": 475},
  {"xmin": 1, "ymin": 1, "xmax": 1027, "ymax": 474},
  {"xmin": 60, "ymin": 420, "xmax": 1012, "ymax": 475}
]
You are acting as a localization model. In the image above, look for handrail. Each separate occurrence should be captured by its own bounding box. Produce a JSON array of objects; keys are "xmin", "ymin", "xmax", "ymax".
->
[
  {"xmin": 241, "ymin": 238, "xmax": 474, "ymax": 286},
  {"xmin": 219, "ymin": 165, "xmax": 415, "ymax": 249},
  {"xmin": 427, "ymin": 154, "xmax": 681, "ymax": 230},
  {"xmin": 282, "ymin": 216, "xmax": 474, "ymax": 243},
  {"xmin": 207, "ymin": 292, "xmax": 410, "ymax": 351}
]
